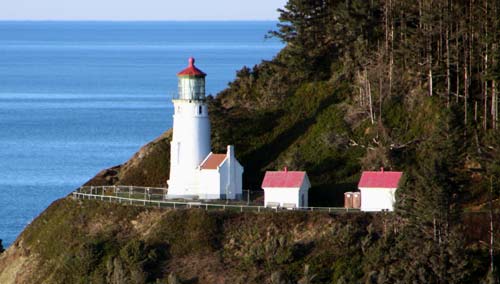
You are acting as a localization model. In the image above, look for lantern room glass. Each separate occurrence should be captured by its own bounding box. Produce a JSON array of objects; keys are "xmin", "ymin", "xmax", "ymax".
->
[{"xmin": 177, "ymin": 77, "xmax": 205, "ymax": 100}]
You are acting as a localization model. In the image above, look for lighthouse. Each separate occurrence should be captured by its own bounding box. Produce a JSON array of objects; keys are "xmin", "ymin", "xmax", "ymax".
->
[
  {"xmin": 167, "ymin": 57, "xmax": 211, "ymax": 197},
  {"xmin": 167, "ymin": 58, "xmax": 244, "ymax": 200}
]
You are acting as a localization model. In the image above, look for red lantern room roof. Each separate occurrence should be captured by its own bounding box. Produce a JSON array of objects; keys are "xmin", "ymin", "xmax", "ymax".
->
[{"xmin": 177, "ymin": 57, "xmax": 206, "ymax": 77}]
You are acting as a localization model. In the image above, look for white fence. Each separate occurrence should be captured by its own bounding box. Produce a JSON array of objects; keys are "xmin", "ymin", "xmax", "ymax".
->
[{"xmin": 73, "ymin": 186, "xmax": 359, "ymax": 213}]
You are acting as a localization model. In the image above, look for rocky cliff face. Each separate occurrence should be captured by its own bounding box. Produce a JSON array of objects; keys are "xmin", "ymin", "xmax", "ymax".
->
[
  {"xmin": 1, "ymin": 197, "xmax": 496, "ymax": 283},
  {"xmin": 0, "ymin": 198, "xmax": 380, "ymax": 284},
  {"xmin": 84, "ymin": 129, "xmax": 172, "ymax": 188}
]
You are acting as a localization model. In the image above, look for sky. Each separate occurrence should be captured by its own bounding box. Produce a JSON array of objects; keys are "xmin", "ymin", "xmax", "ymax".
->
[{"xmin": 0, "ymin": 0, "xmax": 288, "ymax": 21}]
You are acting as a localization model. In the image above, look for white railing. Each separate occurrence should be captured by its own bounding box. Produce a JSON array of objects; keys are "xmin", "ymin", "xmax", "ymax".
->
[{"xmin": 73, "ymin": 186, "xmax": 358, "ymax": 213}]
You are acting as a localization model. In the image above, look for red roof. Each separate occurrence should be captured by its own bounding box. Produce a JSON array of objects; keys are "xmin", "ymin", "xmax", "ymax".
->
[
  {"xmin": 358, "ymin": 171, "xmax": 403, "ymax": 188},
  {"xmin": 200, "ymin": 153, "xmax": 226, "ymax": 169},
  {"xmin": 177, "ymin": 57, "xmax": 206, "ymax": 77},
  {"xmin": 261, "ymin": 171, "xmax": 307, "ymax": 188}
]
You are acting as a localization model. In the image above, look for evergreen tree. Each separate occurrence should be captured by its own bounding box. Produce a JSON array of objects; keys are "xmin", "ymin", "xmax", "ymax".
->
[{"xmin": 393, "ymin": 111, "xmax": 471, "ymax": 283}]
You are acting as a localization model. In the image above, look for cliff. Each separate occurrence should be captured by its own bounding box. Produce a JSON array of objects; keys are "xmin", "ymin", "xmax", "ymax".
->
[
  {"xmin": 84, "ymin": 130, "xmax": 172, "ymax": 188},
  {"xmin": 1, "ymin": 198, "xmax": 497, "ymax": 284},
  {"xmin": 0, "ymin": 198, "xmax": 379, "ymax": 284},
  {"xmin": 3, "ymin": 1, "xmax": 500, "ymax": 282}
]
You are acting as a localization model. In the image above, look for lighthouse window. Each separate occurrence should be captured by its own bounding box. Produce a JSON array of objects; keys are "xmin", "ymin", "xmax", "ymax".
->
[{"xmin": 198, "ymin": 106, "xmax": 202, "ymax": 115}]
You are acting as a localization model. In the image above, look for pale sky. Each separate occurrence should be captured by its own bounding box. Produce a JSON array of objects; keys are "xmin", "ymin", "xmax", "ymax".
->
[{"xmin": 0, "ymin": 0, "xmax": 288, "ymax": 21}]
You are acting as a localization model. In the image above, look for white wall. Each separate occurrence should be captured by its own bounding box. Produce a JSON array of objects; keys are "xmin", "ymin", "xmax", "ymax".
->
[
  {"xmin": 168, "ymin": 99, "xmax": 210, "ymax": 197},
  {"xmin": 197, "ymin": 146, "xmax": 244, "ymax": 200},
  {"xmin": 359, "ymin": 187, "xmax": 397, "ymax": 211},
  {"xmin": 263, "ymin": 175, "xmax": 310, "ymax": 208},
  {"xmin": 198, "ymin": 169, "xmax": 221, "ymax": 199},
  {"xmin": 263, "ymin": 187, "xmax": 300, "ymax": 207},
  {"xmin": 217, "ymin": 156, "xmax": 243, "ymax": 200},
  {"xmin": 235, "ymin": 163, "xmax": 243, "ymax": 199},
  {"xmin": 218, "ymin": 161, "xmax": 230, "ymax": 199},
  {"xmin": 300, "ymin": 176, "xmax": 311, "ymax": 207}
]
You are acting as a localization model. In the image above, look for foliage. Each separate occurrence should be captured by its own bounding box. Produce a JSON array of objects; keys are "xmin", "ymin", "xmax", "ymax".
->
[{"xmin": 68, "ymin": 1, "xmax": 500, "ymax": 282}]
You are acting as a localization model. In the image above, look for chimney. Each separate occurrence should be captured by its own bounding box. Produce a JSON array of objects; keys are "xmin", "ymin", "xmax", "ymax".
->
[{"xmin": 227, "ymin": 145, "xmax": 235, "ymax": 159}]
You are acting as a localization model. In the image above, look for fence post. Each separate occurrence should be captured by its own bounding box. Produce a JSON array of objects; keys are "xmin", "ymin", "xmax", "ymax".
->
[{"xmin": 240, "ymin": 206, "xmax": 243, "ymax": 212}]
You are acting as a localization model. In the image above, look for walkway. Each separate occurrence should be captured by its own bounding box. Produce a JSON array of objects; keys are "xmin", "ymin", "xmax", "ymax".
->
[{"xmin": 72, "ymin": 185, "xmax": 358, "ymax": 213}]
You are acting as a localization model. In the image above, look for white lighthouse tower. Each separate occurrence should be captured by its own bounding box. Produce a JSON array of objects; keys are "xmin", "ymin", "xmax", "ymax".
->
[{"xmin": 167, "ymin": 57, "xmax": 211, "ymax": 198}]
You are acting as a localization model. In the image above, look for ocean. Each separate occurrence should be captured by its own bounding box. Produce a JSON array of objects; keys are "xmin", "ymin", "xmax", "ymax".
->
[{"xmin": 0, "ymin": 21, "xmax": 283, "ymax": 248}]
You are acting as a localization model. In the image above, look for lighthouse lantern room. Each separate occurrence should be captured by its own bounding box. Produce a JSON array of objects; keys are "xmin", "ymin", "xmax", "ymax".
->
[
  {"xmin": 177, "ymin": 57, "xmax": 206, "ymax": 100},
  {"xmin": 167, "ymin": 58, "xmax": 243, "ymax": 200}
]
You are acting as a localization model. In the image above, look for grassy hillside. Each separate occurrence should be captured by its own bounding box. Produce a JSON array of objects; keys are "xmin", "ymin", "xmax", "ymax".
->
[
  {"xmin": 0, "ymin": 198, "xmax": 497, "ymax": 284},
  {"xmin": 0, "ymin": 198, "xmax": 375, "ymax": 283}
]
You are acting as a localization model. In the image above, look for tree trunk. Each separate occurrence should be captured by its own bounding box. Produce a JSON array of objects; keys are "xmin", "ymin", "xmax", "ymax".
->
[
  {"xmin": 366, "ymin": 69, "xmax": 374, "ymax": 125},
  {"xmin": 385, "ymin": 0, "xmax": 389, "ymax": 52},
  {"xmin": 483, "ymin": 0, "xmax": 489, "ymax": 130},
  {"xmin": 456, "ymin": 22, "xmax": 460, "ymax": 103},
  {"xmin": 429, "ymin": 54, "xmax": 433, "ymax": 97},
  {"xmin": 493, "ymin": 80, "xmax": 497, "ymax": 129},
  {"xmin": 379, "ymin": 75, "xmax": 383, "ymax": 123},
  {"xmin": 490, "ymin": 176, "xmax": 495, "ymax": 276},
  {"xmin": 475, "ymin": 101, "xmax": 478, "ymax": 122},
  {"xmin": 419, "ymin": 0, "xmax": 423, "ymax": 29},
  {"xmin": 446, "ymin": 24, "xmax": 451, "ymax": 107},
  {"xmin": 389, "ymin": 17, "xmax": 394, "ymax": 98},
  {"xmin": 464, "ymin": 44, "xmax": 468, "ymax": 126},
  {"xmin": 484, "ymin": 80, "xmax": 488, "ymax": 130}
]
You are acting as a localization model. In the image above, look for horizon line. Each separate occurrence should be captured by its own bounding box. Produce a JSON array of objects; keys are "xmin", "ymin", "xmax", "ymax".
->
[{"xmin": 0, "ymin": 19, "xmax": 279, "ymax": 22}]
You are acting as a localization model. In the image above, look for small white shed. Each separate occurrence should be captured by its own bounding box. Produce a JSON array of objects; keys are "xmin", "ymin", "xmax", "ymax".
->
[
  {"xmin": 261, "ymin": 169, "xmax": 311, "ymax": 209},
  {"xmin": 198, "ymin": 145, "xmax": 243, "ymax": 200},
  {"xmin": 358, "ymin": 169, "xmax": 403, "ymax": 212}
]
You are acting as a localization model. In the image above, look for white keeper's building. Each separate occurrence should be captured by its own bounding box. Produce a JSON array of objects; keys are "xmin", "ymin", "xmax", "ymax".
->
[
  {"xmin": 167, "ymin": 57, "xmax": 243, "ymax": 200},
  {"xmin": 261, "ymin": 168, "xmax": 311, "ymax": 209},
  {"xmin": 358, "ymin": 169, "xmax": 403, "ymax": 211}
]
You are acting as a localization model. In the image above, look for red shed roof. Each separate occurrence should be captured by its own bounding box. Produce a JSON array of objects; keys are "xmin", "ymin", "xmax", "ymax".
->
[
  {"xmin": 358, "ymin": 171, "xmax": 403, "ymax": 188},
  {"xmin": 177, "ymin": 57, "xmax": 206, "ymax": 77},
  {"xmin": 200, "ymin": 153, "xmax": 226, "ymax": 170},
  {"xmin": 261, "ymin": 170, "xmax": 307, "ymax": 188}
]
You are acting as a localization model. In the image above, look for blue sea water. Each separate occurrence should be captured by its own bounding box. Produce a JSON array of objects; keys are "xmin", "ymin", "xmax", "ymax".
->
[{"xmin": 0, "ymin": 21, "xmax": 283, "ymax": 248}]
